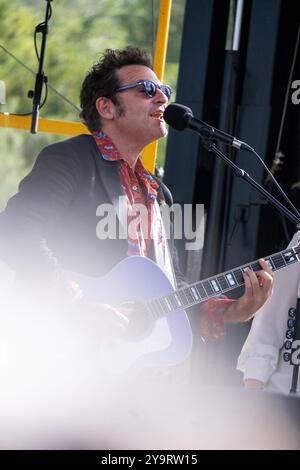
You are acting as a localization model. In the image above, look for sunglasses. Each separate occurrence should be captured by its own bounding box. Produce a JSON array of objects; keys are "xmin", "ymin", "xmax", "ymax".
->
[{"xmin": 115, "ymin": 80, "xmax": 173, "ymax": 100}]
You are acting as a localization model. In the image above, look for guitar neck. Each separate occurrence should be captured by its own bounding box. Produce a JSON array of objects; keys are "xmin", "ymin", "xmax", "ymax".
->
[{"xmin": 147, "ymin": 244, "xmax": 300, "ymax": 319}]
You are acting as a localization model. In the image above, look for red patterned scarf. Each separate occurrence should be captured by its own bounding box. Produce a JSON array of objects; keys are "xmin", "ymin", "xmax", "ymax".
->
[{"xmin": 93, "ymin": 131, "xmax": 159, "ymax": 257}]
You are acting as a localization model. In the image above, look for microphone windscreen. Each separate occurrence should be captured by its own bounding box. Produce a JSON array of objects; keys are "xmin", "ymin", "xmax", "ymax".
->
[{"xmin": 163, "ymin": 103, "xmax": 193, "ymax": 131}]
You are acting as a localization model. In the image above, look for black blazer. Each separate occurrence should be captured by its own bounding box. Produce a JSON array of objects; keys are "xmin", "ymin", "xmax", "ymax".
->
[{"xmin": 0, "ymin": 134, "xmax": 183, "ymax": 283}]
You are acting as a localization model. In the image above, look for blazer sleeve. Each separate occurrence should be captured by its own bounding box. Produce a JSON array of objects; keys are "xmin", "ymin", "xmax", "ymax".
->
[{"xmin": 0, "ymin": 139, "xmax": 83, "ymax": 280}]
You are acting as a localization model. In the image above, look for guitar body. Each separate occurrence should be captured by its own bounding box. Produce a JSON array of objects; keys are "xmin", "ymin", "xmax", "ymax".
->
[
  {"xmin": 72, "ymin": 256, "xmax": 193, "ymax": 374},
  {"xmin": 71, "ymin": 241, "xmax": 300, "ymax": 375}
]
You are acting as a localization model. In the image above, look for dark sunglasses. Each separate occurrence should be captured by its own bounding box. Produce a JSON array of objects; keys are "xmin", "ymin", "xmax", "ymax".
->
[{"xmin": 115, "ymin": 80, "xmax": 173, "ymax": 100}]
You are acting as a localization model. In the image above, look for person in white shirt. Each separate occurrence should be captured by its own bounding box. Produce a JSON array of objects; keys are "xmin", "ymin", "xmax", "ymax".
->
[{"xmin": 237, "ymin": 231, "xmax": 300, "ymax": 395}]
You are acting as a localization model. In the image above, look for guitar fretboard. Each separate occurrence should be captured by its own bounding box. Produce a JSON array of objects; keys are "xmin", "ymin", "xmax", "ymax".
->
[{"xmin": 147, "ymin": 244, "xmax": 300, "ymax": 319}]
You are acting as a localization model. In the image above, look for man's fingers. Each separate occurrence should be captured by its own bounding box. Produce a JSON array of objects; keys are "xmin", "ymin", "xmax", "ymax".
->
[
  {"xmin": 258, "ymin": 258, "xmax": 273, "ymax": 276},
  {"xmin": 232, "ymin": 260, "xmax": 274, "ymax": 323},
  {"xmin": 242, "ymin": 262, "xmax": 273, "ymax": 298},
  {"xmin": 256, "ymin": 259, "xmax": 274, "ymax": 293},
  {"xmin": 243, "ymin": 268, "xmax": 260, "ymax": 296},
  {"xmin": 256, "ymin": 269, "xmax": 273, "ymax": 291},
  {"xmin": 243, "ymin": 269, "xmax": 254, "ymax": 296}
]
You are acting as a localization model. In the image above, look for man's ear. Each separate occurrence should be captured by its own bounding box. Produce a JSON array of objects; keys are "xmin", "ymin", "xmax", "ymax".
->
[{"xmin": 95, "ymin": 97, "xmax": 115, "ymax": 121}]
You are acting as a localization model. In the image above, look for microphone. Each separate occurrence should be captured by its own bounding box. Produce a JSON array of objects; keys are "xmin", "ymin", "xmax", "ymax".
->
[{"xmin": 163, "ymin": 103, "xmax": 253, "ymax": 152}]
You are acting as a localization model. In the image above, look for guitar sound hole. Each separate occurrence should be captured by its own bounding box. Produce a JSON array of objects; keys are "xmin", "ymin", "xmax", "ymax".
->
[{"xmin": 119, "ymin": 301, "xmax": 153, "ymax": 339}]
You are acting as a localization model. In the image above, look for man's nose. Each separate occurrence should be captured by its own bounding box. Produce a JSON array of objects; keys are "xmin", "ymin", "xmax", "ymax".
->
[{"xmin": 154, "ymin": 87, "xmax": 168, "ymax": 104}]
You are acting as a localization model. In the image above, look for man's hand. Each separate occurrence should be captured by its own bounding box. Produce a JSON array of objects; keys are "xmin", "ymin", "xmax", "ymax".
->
[{"xmin": 223, "ymin": 259, "xmax": 274, "ymax": 324}]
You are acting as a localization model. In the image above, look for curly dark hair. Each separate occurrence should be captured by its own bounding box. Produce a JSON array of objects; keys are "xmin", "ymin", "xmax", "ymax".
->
[{"xmin": 79, "ymin": 46, "xmax": 153, "ymax": 132}]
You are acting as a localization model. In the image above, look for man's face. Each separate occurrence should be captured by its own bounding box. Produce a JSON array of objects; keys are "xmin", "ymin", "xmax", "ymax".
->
[{"xmin": 111, "ymin": 65, "xmax": 169, "ymax": 147}]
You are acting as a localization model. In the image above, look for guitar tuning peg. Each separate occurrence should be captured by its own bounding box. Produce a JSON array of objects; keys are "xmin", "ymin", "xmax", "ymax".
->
[
  {"xmin": 284, "ymin": 340, "xmax": 292, "ymax": 350},
  {"xmin": 283, "ymin": 352, "xmax": 291, "ymax": 362},
  {"xmin": 288, "ymin": 307, "xmax": 296, "ymax": 318},
  {"xmin": 286, "ymin": 330, "xmax": 294, "ymax": 340}
]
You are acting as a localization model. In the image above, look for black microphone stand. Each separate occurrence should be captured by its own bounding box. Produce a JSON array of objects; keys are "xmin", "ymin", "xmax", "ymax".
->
[
  {"xmin": 201, "ymin": 139, "xmax": 300, "ymax": 228},
  {"xmin": 30, "ymin": 0, "xmax": 53, "ymax": 134}
]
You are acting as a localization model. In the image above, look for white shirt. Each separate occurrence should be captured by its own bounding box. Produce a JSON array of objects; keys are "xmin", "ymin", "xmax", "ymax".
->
[{"xmin": 237, "ymin": 231, "xmax": 300, "ymax": 395}]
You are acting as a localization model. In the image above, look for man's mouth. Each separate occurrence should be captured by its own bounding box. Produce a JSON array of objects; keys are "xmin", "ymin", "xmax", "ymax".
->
[{"xmin": 150, "ymin": 110, "xmax": 164, "ymax": 121}]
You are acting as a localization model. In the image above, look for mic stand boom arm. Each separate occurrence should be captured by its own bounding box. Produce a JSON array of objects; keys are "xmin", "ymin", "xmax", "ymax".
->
[{"xmin": 201, "ymin": 140, "xmax": 300, "ymax": 229}]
